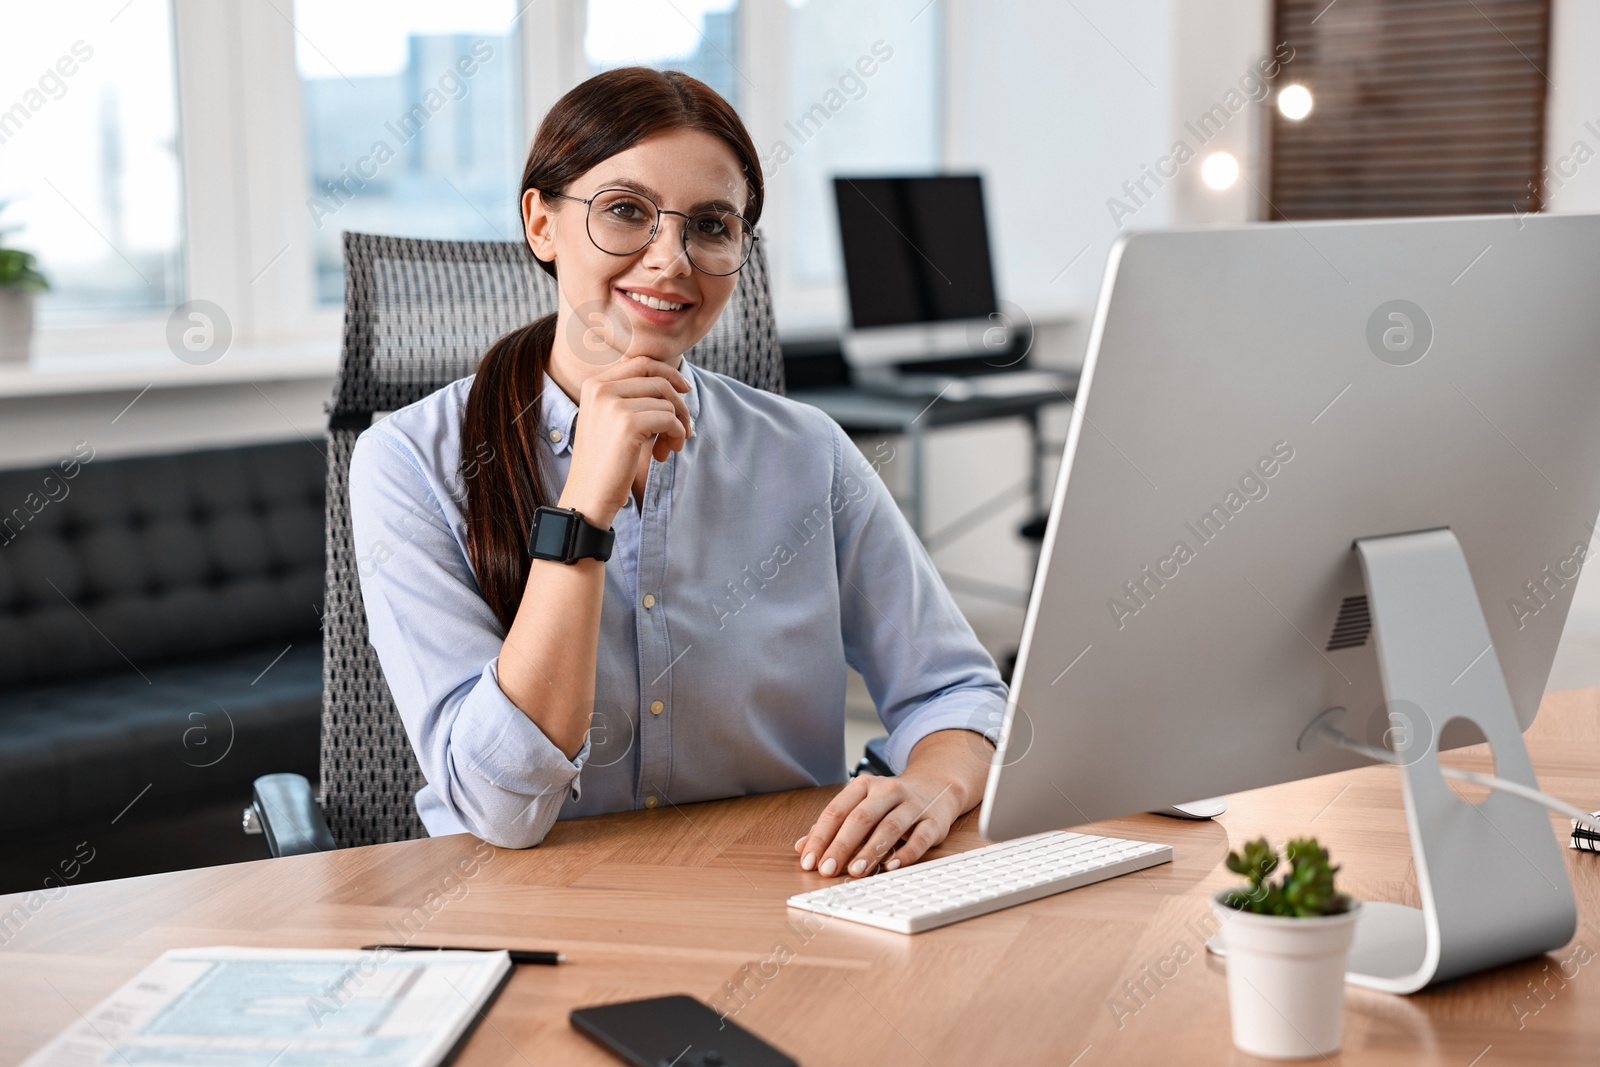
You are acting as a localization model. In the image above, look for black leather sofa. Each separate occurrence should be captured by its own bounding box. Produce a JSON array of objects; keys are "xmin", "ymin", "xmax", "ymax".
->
[{"xmin": 0, "ymin": 439, "xmax": 325, "ymax": 892}]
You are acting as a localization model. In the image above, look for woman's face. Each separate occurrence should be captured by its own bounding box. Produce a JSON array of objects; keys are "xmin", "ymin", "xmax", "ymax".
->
[{"xmin": 524, "ymin": 127, "xmax": 749, "ymax": 367}]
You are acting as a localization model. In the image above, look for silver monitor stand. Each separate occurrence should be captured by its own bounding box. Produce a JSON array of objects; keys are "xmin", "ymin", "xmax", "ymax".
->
[{"xmin": 1300, "ymin": 528, "xmax": 1573, "ymax": 991}]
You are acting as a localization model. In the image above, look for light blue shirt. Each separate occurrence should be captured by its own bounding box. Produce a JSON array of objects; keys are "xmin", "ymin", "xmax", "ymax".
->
[{"xmin": 347, "ymin": 357, "xmax": 1006, "ymax": 848}]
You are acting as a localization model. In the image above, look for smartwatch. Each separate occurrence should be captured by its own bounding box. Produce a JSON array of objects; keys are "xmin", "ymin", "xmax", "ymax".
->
[{"xmin": 527, "ymin": 505, "xmax": 615, "ymax": 564}]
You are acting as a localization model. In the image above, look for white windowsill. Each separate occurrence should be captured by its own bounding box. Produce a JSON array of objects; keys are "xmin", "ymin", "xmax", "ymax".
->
[{"xmin": 0, "ymin": 337, "xmax": 340, "ymax": 399}]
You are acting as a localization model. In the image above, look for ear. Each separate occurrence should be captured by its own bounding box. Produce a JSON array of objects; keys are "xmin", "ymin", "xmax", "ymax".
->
[{"xmin": 523, "ymin": 188, "xmax": 556, "ymax": 264}]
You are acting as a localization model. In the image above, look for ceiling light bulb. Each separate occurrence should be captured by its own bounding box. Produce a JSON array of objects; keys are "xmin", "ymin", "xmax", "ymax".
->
[
  {"xmin": 1201, "ymin": 152, "xmax": 1240, "ymax": 191},
  {"xmin": 1277, "ymin": 84, "xmax": 1313, "ymax": 121}
]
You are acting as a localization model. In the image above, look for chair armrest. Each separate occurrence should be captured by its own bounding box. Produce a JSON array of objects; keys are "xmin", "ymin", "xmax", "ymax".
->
[
  {"xmin": 251, "ymin": 773, "xmax": 336, "ymax": 857},
  {"xmin": 853, "ymin": 735, "xmax": 896, "ymax": 778}
]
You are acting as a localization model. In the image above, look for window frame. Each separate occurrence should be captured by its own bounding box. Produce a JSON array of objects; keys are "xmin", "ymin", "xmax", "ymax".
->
[{"xmin": 32, "ymin": 0, "xmax": 942, "ymax": 355}]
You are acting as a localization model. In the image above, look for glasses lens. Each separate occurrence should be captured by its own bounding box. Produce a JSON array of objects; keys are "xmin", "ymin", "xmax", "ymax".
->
[
  {"xmin": 684, "ymin": 211, "xmax": 752, "ymax": 275},
  {"xmin": 587, "ymin": 190, "xmax": 658, "ymax": 255}
]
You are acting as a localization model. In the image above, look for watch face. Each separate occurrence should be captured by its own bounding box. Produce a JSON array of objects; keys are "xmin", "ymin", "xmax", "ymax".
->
[{"xmin": 532, "ymin": 510, "xmax": 573, "ymax": 558}]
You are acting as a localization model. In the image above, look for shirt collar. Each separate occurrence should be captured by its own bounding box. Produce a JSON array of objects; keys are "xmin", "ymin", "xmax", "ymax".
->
[{"xmin": 540, "ymin": 355, "xmax": 701, "ymax": 457}]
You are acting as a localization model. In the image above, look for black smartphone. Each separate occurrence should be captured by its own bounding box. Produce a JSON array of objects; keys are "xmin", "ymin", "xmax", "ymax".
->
[{"xmin": 569, "ymin": 994, "xmax": 800, "ymax": 1067}]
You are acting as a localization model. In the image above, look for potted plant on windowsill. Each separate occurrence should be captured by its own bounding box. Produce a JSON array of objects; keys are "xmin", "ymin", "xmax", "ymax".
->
[
  {"xmin": 1212, "ymin": 837, "xmax": 1360, "ymax": 1059},
  {"xmin": 0, "ymin": 201, "xmax": 49, "ymax": 364}
]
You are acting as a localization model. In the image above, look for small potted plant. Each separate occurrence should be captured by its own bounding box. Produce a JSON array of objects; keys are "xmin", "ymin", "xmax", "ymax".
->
[
  {"xmin": 1212, "ymin": 837, "xmax": 1360, "ymax": 1059},
  {"xmin": 0, "ymin": 201, "xmax": 49, "ymax": 364}
]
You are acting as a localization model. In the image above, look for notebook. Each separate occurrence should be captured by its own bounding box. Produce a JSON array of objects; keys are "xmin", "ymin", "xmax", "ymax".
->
[{"xmin": 21, "ymin": 946, "xmax": 513, "ymax": 1067}]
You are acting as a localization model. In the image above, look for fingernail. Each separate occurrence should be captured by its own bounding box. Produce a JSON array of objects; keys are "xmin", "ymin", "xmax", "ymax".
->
[
  {"xmin": 801, "ymin": 852, "xmax": 815, "ymax": 871},
  {"xmin": 849, "ymin": 859, "xmax": 866, "ymax": 875},
  {"xmin": 794, "ymin": 836, "xmax": 807, "ymax": 852},
  {"xmin": 885, "ymin": 859, "xmax": 900, "ymax": 871},
  {"xmin": 819, "ymin": 857, "xmax": 838, "ymax": 876}
]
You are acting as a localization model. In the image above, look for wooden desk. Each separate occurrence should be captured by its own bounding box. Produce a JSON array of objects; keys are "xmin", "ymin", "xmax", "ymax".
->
[{"xmin": 4, "ymin": 690, "xmax": 1598, "ymax": 1066}]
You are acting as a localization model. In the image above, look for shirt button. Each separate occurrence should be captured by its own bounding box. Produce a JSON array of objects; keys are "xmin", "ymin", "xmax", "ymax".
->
[
  {"xmin": 649, "ymin": 700, "xmax": 664, "ymax": 715},
  {"xmin": 642, "ymin": 593, "xmax": 656, "ymax": 609},
  {"xmin": 547, "ymin": 428, "xmax": 562, "ymax": 443},
  {"xmin": 644, "ymin": 795, "xmax": 659, "ymax": 809}
]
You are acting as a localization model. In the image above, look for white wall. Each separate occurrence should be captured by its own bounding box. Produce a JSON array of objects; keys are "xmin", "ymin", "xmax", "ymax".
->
[
  {"xmin": 941, "ymin": 0, "xmax": 1275, "ymax": 339},
  {"xmin": 0, "ymin": 373, "xmax": 333, "ymax": 469},
  {"xmin": 1168, "ymin": 0, "xmax": 1271, "ymax": 226},
  {"xmin": 1538, "ymin": 0, "xmax": 1600, "ymax": 690},
  {"xmin": 944, "ymin": 0, "xmax": 1177, "ymax": 328},
  {"xmin": 1543, "ymin": 0, "xmax": 1600, "ymax": 213}
]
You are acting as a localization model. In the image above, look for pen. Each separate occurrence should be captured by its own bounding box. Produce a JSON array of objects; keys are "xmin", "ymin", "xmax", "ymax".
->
[{"xmin": 361, "ymin": 944, "xmax": 565, "ymax": 965}]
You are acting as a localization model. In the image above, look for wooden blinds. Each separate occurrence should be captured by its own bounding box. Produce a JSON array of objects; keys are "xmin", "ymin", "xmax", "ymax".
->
[{"xmin": 1268, "ymin": 0, "xmax": 1552, "ymax": 219}]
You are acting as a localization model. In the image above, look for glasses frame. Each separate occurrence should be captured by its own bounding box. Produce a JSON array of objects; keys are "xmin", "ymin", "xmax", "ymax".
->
[{"xmin": 538, "ymin": 187, "xmax": 757, "ymax": 277}]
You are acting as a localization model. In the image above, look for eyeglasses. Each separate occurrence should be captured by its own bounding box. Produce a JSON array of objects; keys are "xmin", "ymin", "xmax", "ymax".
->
[{"xmin": 539, "ymin": 187, "xmax": 756, "ymax": 276}]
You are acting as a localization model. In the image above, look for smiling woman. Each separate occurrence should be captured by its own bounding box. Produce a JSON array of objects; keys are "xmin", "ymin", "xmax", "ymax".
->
[
  {"xmin": 346, "ymin": 67, "xmax": 1006, "ymax": 884},
  {"xmin": 466, "ymin": 66, "xmax": 764, "ymax": 627}
]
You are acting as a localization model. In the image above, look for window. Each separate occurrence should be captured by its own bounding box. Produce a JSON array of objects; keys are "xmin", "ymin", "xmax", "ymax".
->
[
  {"xmin": 0, "ymin": 1, "xmax": 183, "ymax": 324},
  {"xmin": 4, "ymin": 0, "xmax": 945, "ymax": 346},
  {"xmin": 295, "ymin": 1, "xmax": 526, "ymax": 302},
  {"xmin": 779, "ymin": 0, "xmax": 940, "ymax": 288},
  {"xmin": 584, "ymin": 0, "xmax": 741, "ymax": 109}
]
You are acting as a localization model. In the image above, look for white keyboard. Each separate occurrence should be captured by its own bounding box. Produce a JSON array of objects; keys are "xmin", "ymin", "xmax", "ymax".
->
[{"xmin": 786, "ymin": 830, "xmax": 1172, "ymax": 934}]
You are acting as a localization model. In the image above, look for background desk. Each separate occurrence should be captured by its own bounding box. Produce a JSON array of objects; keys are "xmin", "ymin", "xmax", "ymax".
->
[
  {"xmin": 4, "ymin": 689, "xmax": 1598, "ymax": 1065},
  {"xmin": 788, "ymin": 379, "xmax": 1075, "ymax": 542}
]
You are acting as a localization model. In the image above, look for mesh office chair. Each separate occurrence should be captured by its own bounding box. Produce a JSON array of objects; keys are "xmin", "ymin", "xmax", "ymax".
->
[{"xmin": 250, "ymin": 231, "xmax": 787, "ymax": 856}]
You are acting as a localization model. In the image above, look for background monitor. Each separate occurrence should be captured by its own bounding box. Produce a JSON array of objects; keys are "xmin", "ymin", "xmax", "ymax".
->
[
  {"xmin": 981, "ymin": 212, "xmax": 1600, "ymax": 840},
  {"xmin": 833, "ymin": 175, "xmax": 1006, "ymax": 368}
]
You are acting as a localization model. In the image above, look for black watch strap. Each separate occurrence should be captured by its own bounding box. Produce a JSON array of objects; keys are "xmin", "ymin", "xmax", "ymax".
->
[
  {"xmin": 528, "ymin": 505, "xmax": 614, "ymax": 564},
  {"xmin": 567, "ymin": 508, "xmax": 614, "ymax": 563}
]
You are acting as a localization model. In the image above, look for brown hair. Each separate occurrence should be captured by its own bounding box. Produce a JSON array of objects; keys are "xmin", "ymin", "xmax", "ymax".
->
[{"xmin": 462, "ymin": 67, "xmax": 763, "ymax": 631}]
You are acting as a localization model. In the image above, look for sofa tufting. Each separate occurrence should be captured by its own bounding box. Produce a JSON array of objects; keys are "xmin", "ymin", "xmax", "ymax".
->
[{"xmin": 0, "ymin": 439, "xmax": 325, "ymax": 837}]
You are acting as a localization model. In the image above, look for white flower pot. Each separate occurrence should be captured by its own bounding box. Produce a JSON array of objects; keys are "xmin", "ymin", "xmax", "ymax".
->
[
  {"xmin": 0, "ymin": 288, "xmax": 36, "ymax": 364},
  {"xmin": 1211, "ymin": 893, "xmax": 1361, "ymax": 1059}
]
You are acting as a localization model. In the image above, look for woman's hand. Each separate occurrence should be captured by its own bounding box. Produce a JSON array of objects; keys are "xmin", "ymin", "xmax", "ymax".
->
[
  {"xmin": 794, "ymin": 729, "xmax": 994, "ymax": 877},
  {"xmin": 558, "ymin": 355, "xmax": 693, "ymax": 527}
]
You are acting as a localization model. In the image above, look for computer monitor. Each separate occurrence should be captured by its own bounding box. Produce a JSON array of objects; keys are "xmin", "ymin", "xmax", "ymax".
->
[
  {"xmin": 979, "ymin": 212, "xmax": 1600, "ymax": 992},
  {"xmin": 832, "ymin": 175, "xmax": 1007, "ymax": 369}
]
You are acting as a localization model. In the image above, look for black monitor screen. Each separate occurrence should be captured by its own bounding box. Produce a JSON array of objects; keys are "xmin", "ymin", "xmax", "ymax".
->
[{"xmin": 832, "ymin": 175, "xmax": 999, "ymax": 330}]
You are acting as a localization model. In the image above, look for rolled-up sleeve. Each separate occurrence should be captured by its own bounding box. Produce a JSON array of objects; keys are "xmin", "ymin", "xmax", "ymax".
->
[
  {"xmin": 829, "ymin": 423, "xmax": 1008, "ymax": 773},
  {"xmin": 347, "ymin": 428, "xmax": 589, "ymax": 848}
]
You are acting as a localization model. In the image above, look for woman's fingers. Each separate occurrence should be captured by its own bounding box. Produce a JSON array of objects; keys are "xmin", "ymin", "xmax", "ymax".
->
[
  {"xmin": 853, "ymin": 792, "xmax": 960, "ymax": 876},
  {"xmin": 627, "ymin": 406, "xmax": 689, "ymax": 448},
  {"xmin": 799, "ymin": 775, "xmax": 870, "ymax": 871},
  {"xmin": 591, "ymin": 369, "xmax": 693, "ymax": 460},
  {"xmin": 883, "ymin": 817, "xmax": 949, "ymax": 871},
  {"xmin": 812, "ymin": 780, "xmax": 905, "ymax": 877},
  {"xmin": 603, "ymin": 376, "xmax": 693, "ymax": 437},
  {"xmin": 559, "ymin": 357, "xmax": 695, "ymax": 527},
  {"xmin": 595, "ymin": 354, "xmax": 691, "ymax": 393},
  {"xmin": 847, "ymin": 801, "xmax": 925, "ymax": 877},
  {"xmin": 797, "ymin": 777, "xmax": 963, "ymax": 878}
]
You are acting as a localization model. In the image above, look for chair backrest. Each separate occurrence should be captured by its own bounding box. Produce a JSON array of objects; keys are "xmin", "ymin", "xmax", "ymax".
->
[{"xmin": 321, "ymin": 232, "xmax": 785, "ymax": 848}]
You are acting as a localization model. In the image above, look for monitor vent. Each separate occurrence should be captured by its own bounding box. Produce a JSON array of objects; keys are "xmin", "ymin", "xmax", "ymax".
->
[{"xmin": 1326, "ymin": 595, "xmax": 1371, "ymax": 651}]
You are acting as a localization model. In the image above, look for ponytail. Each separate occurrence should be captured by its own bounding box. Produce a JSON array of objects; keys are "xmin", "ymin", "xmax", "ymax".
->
[{"xmin": 462, "ymin": 313, "xmax": 557, "ymax": 632}]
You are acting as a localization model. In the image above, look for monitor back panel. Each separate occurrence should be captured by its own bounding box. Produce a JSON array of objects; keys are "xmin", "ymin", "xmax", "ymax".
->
[{"xmin": 982, "ymin": 213, "xmax": 1600, "ymax": 839}]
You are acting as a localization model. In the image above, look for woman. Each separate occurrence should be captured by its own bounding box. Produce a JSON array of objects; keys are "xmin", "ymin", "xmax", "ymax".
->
[{"xmin": 349, "ymin": 67, "xmax": 1005, "ymax": 879}]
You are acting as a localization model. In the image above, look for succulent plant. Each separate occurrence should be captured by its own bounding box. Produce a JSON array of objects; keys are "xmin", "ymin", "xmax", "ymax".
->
[{"xmin": 1221, "ymin": 836, "xmax": 1351, "ymax": 917}]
